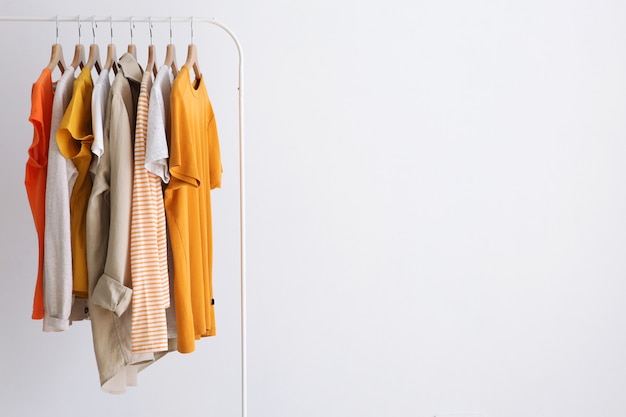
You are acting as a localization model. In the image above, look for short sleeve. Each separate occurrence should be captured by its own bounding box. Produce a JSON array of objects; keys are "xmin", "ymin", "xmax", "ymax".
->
[
  {"xmin": 57, "ymin": 69, "xmax": 94, "ymax": 159},
  {"xmin": 169, "ymin": 85, "xmax": 200, "ymax": 189},
  {"xmin": 146, "ymin": 75, "xmax": 171, "ymax": 183},
  {"xmin": 208, "ymin": 115, "xmax": 222, "ymax": 190}
]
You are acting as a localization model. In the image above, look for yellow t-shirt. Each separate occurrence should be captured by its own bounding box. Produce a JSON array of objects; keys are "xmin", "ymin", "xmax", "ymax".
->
[
  {"xmin": 56, "ymin": 66, "xmax": 94, "ymax": 299},
  {"xmin": 165, "ymin": 66, "xmax": 222, "ymax": 353}
]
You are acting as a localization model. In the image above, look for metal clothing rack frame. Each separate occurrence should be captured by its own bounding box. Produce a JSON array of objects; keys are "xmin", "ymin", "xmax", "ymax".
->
[{"xmin": 0, "ymin": 15, "xmax": 247, "ymax": 417}]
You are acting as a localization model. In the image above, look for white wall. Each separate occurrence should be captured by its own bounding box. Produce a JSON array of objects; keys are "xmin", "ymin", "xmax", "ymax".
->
[{"xmin": 1, "ymin": 1, "xmax": 626, "ymax": 416}]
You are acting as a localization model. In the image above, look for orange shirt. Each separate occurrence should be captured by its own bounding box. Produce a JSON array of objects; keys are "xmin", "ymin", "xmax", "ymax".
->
[
  {"xmin": 57, "ymin": 67, "xmax": 94, "ymax": 299},
  {"xmin": 165, "ymin": 66, "xmax": 222, "ymax": 353},
  {"xmin": 130, "ymin": 70, "xmax": 170, "ymax": 353},
  {"xmin": 25, "ymin": 68, "xmax": 54, "ymax": 320}
]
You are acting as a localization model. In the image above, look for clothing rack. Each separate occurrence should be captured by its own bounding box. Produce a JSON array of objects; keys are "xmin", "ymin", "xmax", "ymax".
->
[{"xmin": 0, "ymin": 15, "xmax": 247, "ymax": 417}]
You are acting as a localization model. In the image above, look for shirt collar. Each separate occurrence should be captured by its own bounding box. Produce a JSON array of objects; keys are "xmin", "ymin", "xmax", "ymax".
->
[{"xmin": 117, "ymin": 53, "xmax": 143, "ymax": 84}]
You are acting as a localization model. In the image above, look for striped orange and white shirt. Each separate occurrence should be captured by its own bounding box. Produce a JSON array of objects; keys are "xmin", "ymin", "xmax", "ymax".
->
[{"xmin": 130, "ymin": 69, "xmax": 170, "ymax": 353}]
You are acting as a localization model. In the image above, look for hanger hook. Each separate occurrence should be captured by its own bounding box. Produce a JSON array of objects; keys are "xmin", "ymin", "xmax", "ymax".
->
[
  {"xmin": 109, "ymin": 16, "xmax": 113, "ymax": 44},
  {"xmin": 130, "ymin": 16, "xmax": 135, "ymax": 44},
  {"xmin": 92, "ymin": 16, "xmax": 97, "ymax": 44},
  {"xmin": 190, "ymin": 16, "xmax": 194, "ymax": 44},
  {"xmin": 55, "ymin": 15, "xmax": 59, "ymax": 44},
  {"xmin": 169, "ymin": 16, "xmax": 173, "ymax": 44},
  {"xmin": 78, "ymin": 15, "xmax": 82, "ymax": 44},
  {"xmin": 149, "ymin": 16, "xmax": 153, "ymax": 45}
]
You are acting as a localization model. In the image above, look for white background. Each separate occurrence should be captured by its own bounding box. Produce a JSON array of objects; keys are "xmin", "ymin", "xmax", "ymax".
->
[{"xmin": 1, "ymin": 1, "xmax": 626, "ymax": 416}]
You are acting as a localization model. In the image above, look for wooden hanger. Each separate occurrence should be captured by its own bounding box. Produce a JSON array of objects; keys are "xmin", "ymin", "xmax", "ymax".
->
[
  {"xmin": 104, "ymin": 44, "xmax": 118, "ymax": 75},
  {"xmin": 145, "ymin": 19, "xmax": 157, "ymax": 76},
  {"xmin": 184, "ymin": 19, "xmax": 201, "ymax": 84},
  {"xmin": 103, "ymin": 17, "xmax": 118, "ymax": 75},
  {"xmin": 86, "ymin": 44, "xmax": 102, "ymax": 74},
  {"xmin": 47, "ymin": 17, "xmax": 65, "ymax": 74},
  {"xmin": 127, "ymin": 17, "xmax": 137, "ymax": 58},
  {"xmin": 86, "ymin": 18, "xmax": 101, "ymax": 74},
  {"xmin": 127, "ymin": 44, "xmax": 137, "ymax": 59},
  {"xmin": 146, "ymin": 44, "xmax": 157, "ymax": 76},
  {"xmin": 70, "ymin": 44, "xmax": 86, "ymax": 70},
  {"xmin": 71, "ymin": 16, "xmax": 86, "ymax": 70},
  {"xmin": 184, "ymin": 44, "xmax": 201, "ymax": 84},
  {"xmin": 164, "ymin": 17, "xmax": 179, "ymax": 76},
  {"xmin": 164, "ymin": 44, "xmax": 178, "ymax": 76},
  {"xmin": 46, "ymin": 44, "xmax": 66, "ymax": 74}
]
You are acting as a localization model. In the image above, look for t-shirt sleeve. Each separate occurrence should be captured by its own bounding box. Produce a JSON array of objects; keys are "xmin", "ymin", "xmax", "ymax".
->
[
  {"xmin": 57, "ymin": 76, "xmax": 93, "ymax": 158},
  {"xmin": 169, "ymin": 90, "xmax": 200, "ymax": 189},
  {"xmin": 90, "ymin": 75, "xmax": 108, "ymax": 165},
  {"xmin": 208, "ymin": 115, "xmax": 222, "ymax": 190},
  {"xmin": 146, "ymin": 83, "xmax": 171, "ymax": 183},
  {"xmin": 27, "ymin": 81, "xmax": 46, "ymax": 168}
]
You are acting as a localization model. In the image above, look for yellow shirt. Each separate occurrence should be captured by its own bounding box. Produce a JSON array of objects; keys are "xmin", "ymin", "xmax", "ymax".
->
[
  {"xmin": 165, "ymin": 66, "xmax": 222, "ymax": 353},
  {"xmin": 57, "ymin": 67, "xmax": 93, "ymax": 298}
]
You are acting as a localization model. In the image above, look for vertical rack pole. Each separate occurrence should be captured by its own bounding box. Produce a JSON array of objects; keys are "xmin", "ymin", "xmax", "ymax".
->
[
  {"xmin": 238, "ymin": 40, "xmax": 247, "ymax": 417},
  {"xmin": 239, "ymin": 40, "xmax": 247, "ymax": 417},
  {"xmin": 210, "ymin": 17, "xmax": 247, "ymax": 417},
  {"xmin": 206, "ymin": 18, "xmax": 246, "ymax": 417}
]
